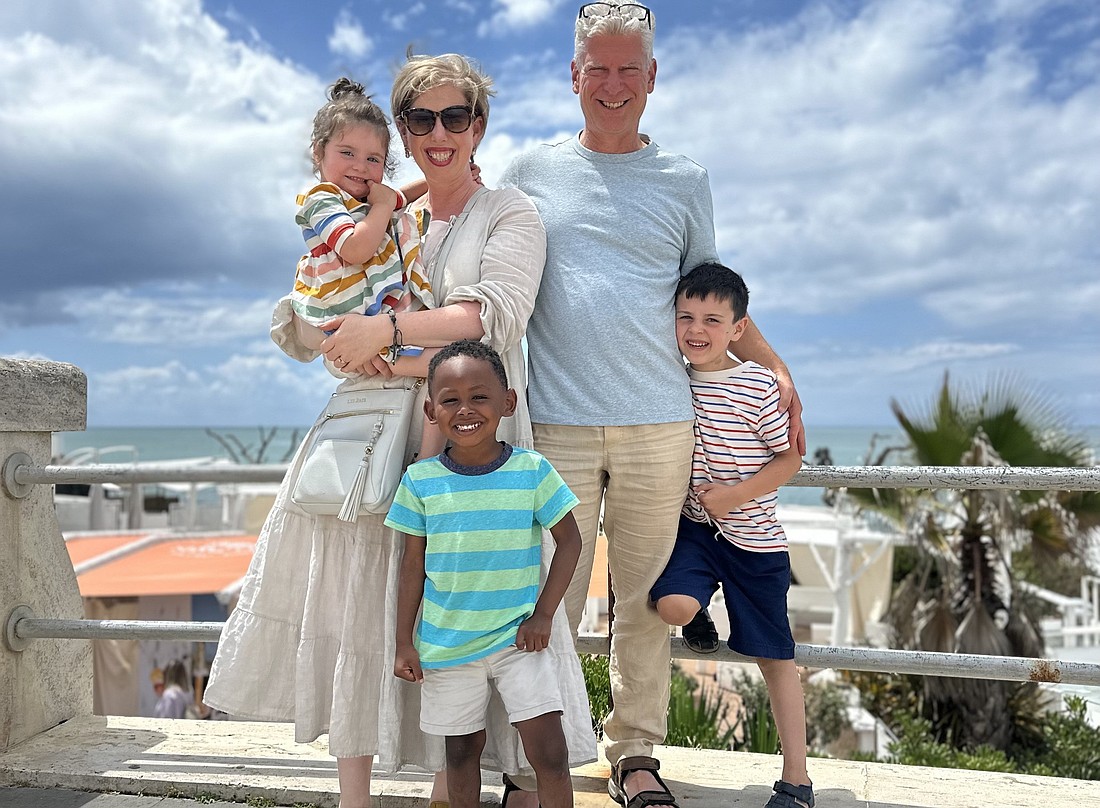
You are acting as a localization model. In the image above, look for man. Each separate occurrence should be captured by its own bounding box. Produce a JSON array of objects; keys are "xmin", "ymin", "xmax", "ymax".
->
[{"xmin": 501, "ymin": 4, "xmax": 805, "ymax": 807}]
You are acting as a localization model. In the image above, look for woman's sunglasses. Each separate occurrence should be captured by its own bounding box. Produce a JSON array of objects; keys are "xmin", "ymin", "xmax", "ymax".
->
[{"xmin": 399, "ymin": 106, "xmax": 474, "ymax": 136}]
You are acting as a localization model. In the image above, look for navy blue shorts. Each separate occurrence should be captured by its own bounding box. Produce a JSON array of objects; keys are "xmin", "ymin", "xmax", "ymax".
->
[{"xmin": 650, "ymin": 515, "xmax": 794, "ymax": 660}]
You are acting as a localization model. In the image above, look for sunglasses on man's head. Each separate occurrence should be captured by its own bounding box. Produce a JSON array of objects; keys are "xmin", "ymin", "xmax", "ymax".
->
[
  {"xmin": 399, "ymin": 106, "xmax": 474, "ymax": 137},
  {"xmin": 578, "ymin": 2, "xmax": 652, "ymax": 28}
]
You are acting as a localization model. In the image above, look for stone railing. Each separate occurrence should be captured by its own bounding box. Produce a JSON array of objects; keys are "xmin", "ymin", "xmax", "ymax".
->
[{"xmin": 0, "ymin": 359, "xmax": 92, "ymax": 751}]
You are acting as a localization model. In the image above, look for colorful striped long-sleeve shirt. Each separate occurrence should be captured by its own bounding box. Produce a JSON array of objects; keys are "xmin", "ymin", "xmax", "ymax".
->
[
  {"xmin": 290, "ymin": 182, "xmax": 434, "ymax": 328},
  {"xmin": 684, "ymin": 361, "xmax": 792, "ymax": 552}
]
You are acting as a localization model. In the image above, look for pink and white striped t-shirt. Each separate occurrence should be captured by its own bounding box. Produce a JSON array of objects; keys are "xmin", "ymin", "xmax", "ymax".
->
[{"xmin": 683, "ymin": 361, "xmax": 791, "ymax": 552}]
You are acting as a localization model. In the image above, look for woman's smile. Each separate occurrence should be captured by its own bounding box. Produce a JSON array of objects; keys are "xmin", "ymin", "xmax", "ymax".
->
[{"xmin": 425, "ymin": 148, "xmax": 456, "ymax": 166}]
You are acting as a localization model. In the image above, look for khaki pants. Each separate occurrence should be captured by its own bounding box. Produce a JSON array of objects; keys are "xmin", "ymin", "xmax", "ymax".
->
[{"xmin": 533, "ymin": 421, "xmax": 693, "ymax": 764}]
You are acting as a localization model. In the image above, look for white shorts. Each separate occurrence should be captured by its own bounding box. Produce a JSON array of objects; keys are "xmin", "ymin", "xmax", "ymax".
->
[{"xmin": 420, "ymin": 645, "xmax": 565, "ymax": 736}]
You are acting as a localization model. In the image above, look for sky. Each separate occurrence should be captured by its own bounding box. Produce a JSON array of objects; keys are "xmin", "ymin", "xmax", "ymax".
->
[{"xmin": 1, "ymin": 0, "xmax": 1097, "ymax": 430}]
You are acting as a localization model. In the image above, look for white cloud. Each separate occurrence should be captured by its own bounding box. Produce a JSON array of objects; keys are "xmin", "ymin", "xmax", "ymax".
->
[
  {"xmin": 3, "ymin": 0, "xmax": 1097, "ymax": 429},
  {"xmin": 0, "ymin": 0, "xmax": 319, "ymax": 302},
  {"xmin": 385, "ymin": 2, "xmax": 426, "ymax": 32},
  {"xmin": 444, "ymin": 0, "xmax": 477, "ymax": 13},
  {"xmin": 328, "ymin": 9, "xmax": 373, "ymax": 61},
  {"xmin": 599, "ymin": 0, "xmax": 1100, "ymax": 344},
  {"xmin": 61, "ymin": 290, "xmax": 279, "ymax": 347},
  {"xmin": 91, "ymin": 353, "xmax": 332, "ymax": 426},
  {"xmin": 882, "ymin": 340, "xmax": 1019, "ymax": 373},
  {"xmin": 478, "ymin": 0, "xmax": 564, "ymax": 37}
]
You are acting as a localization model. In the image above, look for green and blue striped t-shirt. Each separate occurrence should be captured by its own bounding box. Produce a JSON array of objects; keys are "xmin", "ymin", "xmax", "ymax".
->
[{"xmin": 384, "ymin": 445, "xmax": 578, "ymax": 669}]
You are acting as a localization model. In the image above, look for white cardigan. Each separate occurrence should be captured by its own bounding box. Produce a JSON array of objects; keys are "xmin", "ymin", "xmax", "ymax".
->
[{"xmin": 272, "ymin": 185, "xmax": 546, "ymax": 448}]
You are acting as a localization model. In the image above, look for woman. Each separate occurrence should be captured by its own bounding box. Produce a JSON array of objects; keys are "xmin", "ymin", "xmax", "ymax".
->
[
  {"xmin": 153, "ymin": 660, "xmax": 194, "ymax": 719},
  {"xmin": 204, "ymin": 53, "xmax": 595, "ymax": 808}
]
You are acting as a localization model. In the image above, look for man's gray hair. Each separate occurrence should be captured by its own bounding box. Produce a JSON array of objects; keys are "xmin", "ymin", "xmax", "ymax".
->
[{"xmin": 574, "ymin": 2, "xmax": 655, "ymax": 63}]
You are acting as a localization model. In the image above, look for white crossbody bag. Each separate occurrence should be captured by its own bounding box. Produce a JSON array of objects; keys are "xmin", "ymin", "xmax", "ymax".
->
[{"xmin": 290, "ymin": 377, "xmax": 423, "ymax": 521}]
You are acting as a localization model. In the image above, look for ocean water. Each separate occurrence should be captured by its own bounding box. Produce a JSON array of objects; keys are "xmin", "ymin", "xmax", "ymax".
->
[{"xmin": 53, "ymin": 424, "xmax": 1100, "ymax": 508}]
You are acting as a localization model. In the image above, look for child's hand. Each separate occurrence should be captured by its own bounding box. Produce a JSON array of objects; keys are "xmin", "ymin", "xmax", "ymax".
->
[
  {"xmin": 394, "ymin": 644, "xmax": 424, "ymax": 683},
  {"xmin": 696, "ymin": 482, "xmax": 747, "ymax": 520},
  {"xmin": 470, "ymin": 160, "xmax": 483, "ymax": 186},
  {"xmin": 366, "ymin": 180, "xmax": 400, "ymax": 211},
  {"xmin": 515, "ymin": 612, "xmax": 552, "ymax": 652}
]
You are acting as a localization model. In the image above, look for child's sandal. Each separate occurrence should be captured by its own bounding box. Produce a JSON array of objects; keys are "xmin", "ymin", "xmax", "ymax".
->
[
  {"xmin": 501, "ymin": 772, "xmax": 542, "ymax": 808},
  {"xmin": 764, "ymin": 780, "xmax": 814, "ymax": 808}
]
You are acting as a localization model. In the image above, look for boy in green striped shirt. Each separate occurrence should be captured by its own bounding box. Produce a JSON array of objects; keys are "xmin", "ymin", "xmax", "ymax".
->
[{"xmin": 387, "ymin": 339, "xmax": 583, "ymax": 808}]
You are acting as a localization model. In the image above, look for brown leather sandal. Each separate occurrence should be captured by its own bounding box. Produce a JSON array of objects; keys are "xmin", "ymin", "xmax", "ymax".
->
[{"xmin": 607, "ymin": 756, "xmax": 680, "ymax": 808}]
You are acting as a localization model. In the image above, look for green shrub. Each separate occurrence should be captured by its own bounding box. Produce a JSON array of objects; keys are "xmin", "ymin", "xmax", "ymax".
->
[
  {"xmin": 725, "ymin": 670, "xmax": 780, "ymax": 754},
  {"xmin": 887, "ymin": 713, "xmax": 1014, "ymax": 772},
  {"xmin": 805, "ymin": 679, "xmax": 851, "ymax": 750},
  {"xmin": 583, "ymin": 655, "xmax": 737, "ymax": 750},
  {"xmin": 1018, "ymin": 696, "xmax": 1100, "ymax": 780},
  {"xmin": 849, "ymin": 672, "xmax": 1100, "ymax": 779},
  {"xmin": 580, "ymin": 654, "xmax": 611, "ymax": 738},
  {"xmin": 665, "ymin": 665, "xmax": 737, "ymax": 750}
]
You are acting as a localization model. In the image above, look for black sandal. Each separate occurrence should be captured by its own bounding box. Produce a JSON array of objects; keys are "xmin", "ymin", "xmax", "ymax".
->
[
  {"xmin": 607, "ymin": 756, "xmax": 680, "ymax": 808},
  {"xmin": 502, "ymin": 772, "xmax": 542, "ymax": 808},
  {"xmin": 764, "ymin": 780, "xmax": 815, "ymax": 808},
  {"xmin": 682, "ymin": 608, "xmax": 719, "ymax": 654}
]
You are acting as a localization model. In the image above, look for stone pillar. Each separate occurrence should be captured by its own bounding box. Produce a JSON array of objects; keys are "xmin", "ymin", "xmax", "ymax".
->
[{"xmin": 0, "ymin": 358, "xmax": 92, "ymax": 752}]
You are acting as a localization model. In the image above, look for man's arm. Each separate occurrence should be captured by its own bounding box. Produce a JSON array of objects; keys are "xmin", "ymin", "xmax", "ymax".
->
[{"xmin": 730, "ymin": 318, "xmax": 806, "ymax": 456}]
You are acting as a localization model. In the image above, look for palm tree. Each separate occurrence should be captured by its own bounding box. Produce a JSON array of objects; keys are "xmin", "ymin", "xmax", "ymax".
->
[{"xmin": 849, "ymin": 373, "xmax": 1098, "ymax": 751}]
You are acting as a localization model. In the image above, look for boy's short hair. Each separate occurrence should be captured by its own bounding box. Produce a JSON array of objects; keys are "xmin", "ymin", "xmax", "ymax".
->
[
  {"xmin": 427, "ymin": 339, "xmax": 509, "ymax": 393},
  {"xmin": 675, "ymin": 263, "xmax": 750, "ymax": 321}
]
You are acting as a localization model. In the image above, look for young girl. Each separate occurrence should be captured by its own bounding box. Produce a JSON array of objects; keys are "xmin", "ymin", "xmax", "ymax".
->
[
  {"xmin": 287, "ymin": 77, "xmax": 443, "ymax": 460},
  {"xmin": 291, "ymin": 77, "xmax": 433, "ymax": 337}
]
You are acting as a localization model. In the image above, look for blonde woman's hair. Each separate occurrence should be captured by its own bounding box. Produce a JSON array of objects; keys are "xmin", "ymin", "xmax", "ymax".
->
[{"xmin": 390, "ymin": 52, "xmax": 495, "ymax": 129}]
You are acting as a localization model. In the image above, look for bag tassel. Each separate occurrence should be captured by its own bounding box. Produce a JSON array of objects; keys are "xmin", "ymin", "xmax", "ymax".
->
[{"xmin": 337, "ymin": 419, "xmax": 384, "ymax": 522}]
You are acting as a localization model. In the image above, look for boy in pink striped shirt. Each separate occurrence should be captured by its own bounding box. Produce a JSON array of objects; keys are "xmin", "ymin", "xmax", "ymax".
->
[{"xmin": 650, "ymin": 263, "xmax": 813, "ymax": 808}]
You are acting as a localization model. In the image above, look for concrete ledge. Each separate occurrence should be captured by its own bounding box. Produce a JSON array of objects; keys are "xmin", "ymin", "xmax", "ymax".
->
[
  {"xmin": 0, "ymin": 359, "xmax": 86, "ymax": 433},
  {"xmin": 1, "ymin": 715, "xmax": 1098, "ymax": 807}
]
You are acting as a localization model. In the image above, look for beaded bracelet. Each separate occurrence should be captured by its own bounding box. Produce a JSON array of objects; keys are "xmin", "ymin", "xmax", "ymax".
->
[{"xmin": 388, "ymin": 311, "xmax": 402, "ymax": 365}]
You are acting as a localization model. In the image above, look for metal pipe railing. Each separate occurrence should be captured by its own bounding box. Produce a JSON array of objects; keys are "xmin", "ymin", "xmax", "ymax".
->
[
  {"xmin": 6, "ymin": 456, "xmax": 1100, "ymax": 692},
  {"xmin": 8, "ymin": 458, "xmax": 1100, "ymax": 491},
  {"xmin": 14, "ymin": 462, "xmax": 289, "ymax": 486},
  {"xmin": 7, "ymin": 613, "xmax": 1100, "ymax": 687}
]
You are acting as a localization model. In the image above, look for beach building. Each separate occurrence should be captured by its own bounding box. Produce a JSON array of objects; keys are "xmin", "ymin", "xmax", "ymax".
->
[{"xmin": 63, "ymin": 529, "xmax": 257, "ymax": 717}]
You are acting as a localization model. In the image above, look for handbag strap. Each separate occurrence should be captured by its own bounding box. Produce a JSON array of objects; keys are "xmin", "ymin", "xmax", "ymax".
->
[
  {"xmin": 422, "ymin": 186, "xmax": 488, "ymax": 292},
  {"xmin": 391, "ymin": 216, "xmax": 406, "ymax": 269}
]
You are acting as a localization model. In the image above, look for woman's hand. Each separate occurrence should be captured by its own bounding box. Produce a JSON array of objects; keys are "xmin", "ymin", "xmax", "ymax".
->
[{"xmin": 320, "ymin": 313, "xmax": 392, "ymax": 374}]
